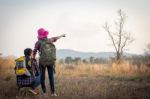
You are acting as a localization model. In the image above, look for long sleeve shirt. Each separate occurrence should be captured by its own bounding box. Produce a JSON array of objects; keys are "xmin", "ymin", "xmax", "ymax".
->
[{"xmin": 33, "ymin": 37, "xmax": 59, "ymax": 58}]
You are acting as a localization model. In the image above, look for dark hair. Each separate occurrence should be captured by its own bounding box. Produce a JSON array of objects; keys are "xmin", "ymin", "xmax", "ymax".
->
[{"xmin": 24, "ymin": 48, "xmax": 32, "ymax": 56}]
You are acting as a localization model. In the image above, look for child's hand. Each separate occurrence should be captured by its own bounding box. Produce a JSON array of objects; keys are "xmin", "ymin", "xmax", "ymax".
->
[
  {"xmin": 54, "ymin": 69, "xmax": 56, "ymax": 74},
  {"xmin": 61, "ymin": 34, "xmax": 66, "ymax": 37}
]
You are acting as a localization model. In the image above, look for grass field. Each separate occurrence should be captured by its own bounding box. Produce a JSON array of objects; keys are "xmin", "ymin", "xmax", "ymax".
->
[{"xmin": 0, "ymin": 57, "xmax": 150, "ymax": 99}]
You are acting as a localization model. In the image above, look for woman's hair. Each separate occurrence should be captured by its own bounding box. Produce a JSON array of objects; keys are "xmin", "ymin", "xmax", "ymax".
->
[
  {"xmin": 38, "ymin": 37, "xmax": 47, "ymax": 40},
  {"xmin": 24, "ymin": 48, "xmax": 32, "ymax": 56}
]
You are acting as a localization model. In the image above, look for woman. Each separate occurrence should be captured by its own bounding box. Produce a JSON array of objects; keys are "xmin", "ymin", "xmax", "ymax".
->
[{"xmin": 33, "ymin": 28, "xmax": 65, "ymax": 97}]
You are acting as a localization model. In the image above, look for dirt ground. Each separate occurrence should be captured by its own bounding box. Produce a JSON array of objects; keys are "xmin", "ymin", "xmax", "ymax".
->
[{"xmin": 0, "ymin": 75, "xmax": 150, "ymax": 99}]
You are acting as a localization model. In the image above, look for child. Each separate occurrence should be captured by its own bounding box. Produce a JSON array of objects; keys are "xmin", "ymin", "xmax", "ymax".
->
[{"xmin": 15, "ymin": 48, "xmax": 41, "ymax": 95}]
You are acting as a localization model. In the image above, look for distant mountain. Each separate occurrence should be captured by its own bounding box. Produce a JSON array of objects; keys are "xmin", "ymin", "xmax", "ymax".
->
[
  {"xmin": 56, "ymin": 49, "xmax": 116, "ymax": 59},
  {"xmin": 56, "ymin": 49, "xmax": 134, "ymax": 59}
]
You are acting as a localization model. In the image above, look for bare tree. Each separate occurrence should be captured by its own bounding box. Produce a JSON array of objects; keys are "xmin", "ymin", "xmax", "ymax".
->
[
  {"xmin": 144, "ymin": 43, "xmax": 150, "ymax": 59},
  {"xmin": 103, "ymin": 9, "xmax": 134, "ymax": 61},
  {"xmin": 145, "ymin": 44, "xmax": 150, "ymax": 54}
]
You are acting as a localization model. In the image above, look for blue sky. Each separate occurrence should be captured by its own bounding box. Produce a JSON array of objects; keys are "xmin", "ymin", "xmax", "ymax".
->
[{"xmin": 0, "ymin": 0, "xmax": 150, "ymax": 56}]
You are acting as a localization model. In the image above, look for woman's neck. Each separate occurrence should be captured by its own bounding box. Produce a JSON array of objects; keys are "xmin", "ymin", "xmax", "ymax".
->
[{"xmin": 38, "ymin": 37, "xmax": 47, "ymax": 41}]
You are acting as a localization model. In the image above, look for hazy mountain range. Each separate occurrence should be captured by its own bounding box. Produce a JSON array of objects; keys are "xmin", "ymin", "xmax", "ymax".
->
[{"xmin": 56, "ymin": 49, "xmax": 134, "ymax": 59}]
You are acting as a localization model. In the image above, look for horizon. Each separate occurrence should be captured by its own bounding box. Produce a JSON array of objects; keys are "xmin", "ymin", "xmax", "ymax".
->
[
  {"xmin": 0, "ymin": 0, "xmax": 150, "ymax": 56},
  {"xmin": 1, "ymin": 48, "xmax": 141, "ymax": 58}
]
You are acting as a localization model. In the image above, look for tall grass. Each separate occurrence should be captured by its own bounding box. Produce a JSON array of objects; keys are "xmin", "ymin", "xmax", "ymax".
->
[
  {"xmin": 55, "ymin": 61, "xmax": 150, "ymax": 78},
  {"xmin": 0, "ymin": 56, "xmax": 15, "ymax": 79},
  {"xmin": 0, "ymin": 57, "xmax": 150, "ymax": 99},
  {"xmin": 0, "ymin": 56, "xmax": 150, "ymax": 78}
]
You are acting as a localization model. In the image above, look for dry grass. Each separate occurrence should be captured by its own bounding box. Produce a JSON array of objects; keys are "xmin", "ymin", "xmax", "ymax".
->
[
  {"xmin": 0, "ymin": 56, "xmax": 15, "ymax": 79},
  {"xmin": 55, "ymin": 61, "xmax": 150, "ymax": 77},
  {"xmin": 0, "ymin": 57, "xmax": 150, "ymax": 99}
]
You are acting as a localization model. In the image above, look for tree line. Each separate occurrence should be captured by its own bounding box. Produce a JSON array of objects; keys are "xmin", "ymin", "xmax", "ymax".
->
[{"xmin": 58, "ymin": 56, "xmax": 109, "ymax": 65}]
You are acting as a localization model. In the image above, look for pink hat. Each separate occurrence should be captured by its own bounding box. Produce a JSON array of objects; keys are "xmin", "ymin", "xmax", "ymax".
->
[{"xmin": 37, "ymin": 28, "xmax": 49, "ymax": 39}]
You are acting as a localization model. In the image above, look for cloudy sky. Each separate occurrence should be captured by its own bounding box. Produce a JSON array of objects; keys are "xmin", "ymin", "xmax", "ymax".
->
[{"xmin": 0, "ymin": 0, "xmax": 150, "ymax": 56}]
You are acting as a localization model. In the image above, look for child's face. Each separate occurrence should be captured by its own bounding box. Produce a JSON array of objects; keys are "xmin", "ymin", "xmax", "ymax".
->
[
  {"xmin": 30, "ymin": 50, "xmax": 34, "ymax": 58},
  {"xmin": 29, "ymin": 50, "xmax": 33, "ymax": 56}
]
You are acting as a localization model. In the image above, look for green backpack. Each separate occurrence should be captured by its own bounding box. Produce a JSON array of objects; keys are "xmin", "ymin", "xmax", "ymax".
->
[{"xmin": 39, "ymin": 39, "xmax": 56, "ymax": 65}]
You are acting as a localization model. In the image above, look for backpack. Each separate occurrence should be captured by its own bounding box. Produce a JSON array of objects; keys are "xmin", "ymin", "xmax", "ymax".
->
[
  {"xmin": 39, "ymin": 39, "xmax": 56, "ymax": 65},
  {"xmin": 15, "ymin": 56, "xmax": 31, "ymax": 76}
]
